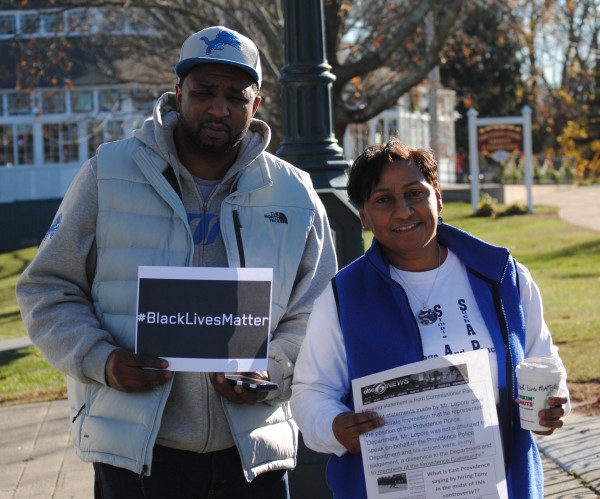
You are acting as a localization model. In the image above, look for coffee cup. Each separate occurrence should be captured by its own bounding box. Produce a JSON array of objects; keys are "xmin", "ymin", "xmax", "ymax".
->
[{"xmin": 516, "ymin": 357, "xmax": 562, "ymax": 431}]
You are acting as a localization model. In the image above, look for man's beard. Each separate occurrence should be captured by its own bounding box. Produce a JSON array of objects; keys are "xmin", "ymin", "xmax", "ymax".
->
[{"xmin": 178, "ymin": 113, "xmax": 246, "ymax": 156}]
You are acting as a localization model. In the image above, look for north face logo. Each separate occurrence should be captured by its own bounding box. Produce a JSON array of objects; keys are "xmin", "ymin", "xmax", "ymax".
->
[
  {"xmin": 264, "ymin": 212, "xmax": 288, "ymax": 224},
  {"xmin": 200, "ymin": 30, "xmax": 241, "ymax": 55}
]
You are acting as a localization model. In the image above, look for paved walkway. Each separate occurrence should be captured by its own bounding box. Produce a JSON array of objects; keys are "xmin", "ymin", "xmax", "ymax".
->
[
  {"xmin": 0, "ymin": 400, "xmax": 93, "ymax": 499},
  {"xmin": 1, "ymin": 183, "xmax": 599, "ymax": 498},
  {"xmin": 503, "ymin": 183, "xmax": 600, "ymax": 232},
  {"xmin": 1, "ymin": 398, "xmax": 598, "ymax": 498},
  {"xmin": 1, "ymin": 397, "xmax": 598, "ymax": 498}
]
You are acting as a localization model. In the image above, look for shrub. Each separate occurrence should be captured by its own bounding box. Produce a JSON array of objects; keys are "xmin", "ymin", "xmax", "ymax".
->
[
  {"xmin": 474, "ymin": 193, "xmax": 496, "ymax": 217},
  {"xmin": 497, "ymin": 203, "xmax": 528, "ymax": 217}
]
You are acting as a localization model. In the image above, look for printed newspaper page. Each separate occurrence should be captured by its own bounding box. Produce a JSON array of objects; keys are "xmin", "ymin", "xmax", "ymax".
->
[{"xmin": 352, "ymin": 350, "xmax": 508, "ymax": 499}]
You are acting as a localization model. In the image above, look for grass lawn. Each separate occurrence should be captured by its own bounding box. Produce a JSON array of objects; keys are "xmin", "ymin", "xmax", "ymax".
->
[
  {"xmin": 0, "ymin": 246, "xmax": 32, "ymax": 341},
  {"xmin": 0, "ymin": 246, "xmax": 66, "ymax": 405},
  {"xmin": 440, "ymin": 203, "xmax": 600, "ymax": 388},
  {"xmin": 1, "ymin": 202, "xmax": 599, "ymax": 406},
  {"xmin": 0, "ymin": 347, "xmax": 66, "ymax": 405}
]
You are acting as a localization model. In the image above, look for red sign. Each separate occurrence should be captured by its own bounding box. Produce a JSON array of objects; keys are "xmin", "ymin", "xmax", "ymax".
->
[{"xmin": 477, "ymin": 125, "xmax": 522, "ymax": 153}]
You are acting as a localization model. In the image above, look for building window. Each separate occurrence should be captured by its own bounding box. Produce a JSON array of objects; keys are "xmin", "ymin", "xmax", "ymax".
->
[
  {"xmin": 106, "ymin": 120, "xmax": 124, "ymax": 142},
  {"xmin": 71, "ymin": 91, "xmax": 94, "ymax": 113},
  {"xmin": 98, "ymin": 11, "xmax": 125, "ymax": 34},
  {"xmin": 86, "ymin": 120, "xmax": 104, "ymax": 157},
  {"xmin": 65, "ymin": 9, "xmax": 87, "ymax": 33},
  {"xmin": 131, "ymin": 89, "xmax": 158, "ymax": 114},
  {"xmin": 4, "ymin": 8, "xmax": 162, "ymax": 39},
  {"xmin": 16, "ymin": 124, "xmax": 34, "ymax": 166},
  {"xmin": 63, "ymin": 123, "xmax": 79, "ymax": 163},
  {"xmin": 98, "ymin": 90, "xmax": 120, "ymax": 112},
  {"xmin": 0, "ymin": 125, "xmax": 10, "ymax": 166},
  {"xmin": 375, "ymin": 119, "xmax": 385, "ymax": 144},
  {"xmin": 40, "ymin": 12, "xmax": 63, "ymax": 34},
  {"xmin": 6, "ymin": 92, "xmax": 31, "ymax": 115},
  {"xmin": 0, "ymin": 14, "xmax": 16, "ymax": 35},
  {"xmin": 20, "ymin": 13, "xmax": 39, "ymax": 34},
  {"xmin": 41, "ymin": 90, "xmax": 66, "ymax": 114},
  {"xmin": 43, "ymin": 123, "xmax": 78, "ymax": 164},
  {"xmin": 85, "ymin": 119, "xmax": 124, "ymax": 156},
  {"xmin": 388, "ymin": 119, "xmax": 398, "ymax": 139}
]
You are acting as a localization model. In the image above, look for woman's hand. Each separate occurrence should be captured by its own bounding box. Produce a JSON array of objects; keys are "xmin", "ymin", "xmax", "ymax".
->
[
  {"xmin": 332, "ymin": 411, "xmax": 385, "ymax": 453},
  {"xmin": 533, "ymin": 396, "xmax": 569, "ymax": 436}
]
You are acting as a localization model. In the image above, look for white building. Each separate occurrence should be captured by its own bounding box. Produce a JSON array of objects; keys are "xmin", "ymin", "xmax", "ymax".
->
[
  {"xmin": 0, "ymin": 85, "xmax": 165, "ymax": 203},
  {"xmin": 0, "ymin": 4, "xmax": 460, "ymax": 250},
  {"xmin": 0, "ymin": 5, "xmax": 168, "ymax": 204},
  {"xmin": 343, "ymin": 85, "xmax": 458, "ymax": 184}
]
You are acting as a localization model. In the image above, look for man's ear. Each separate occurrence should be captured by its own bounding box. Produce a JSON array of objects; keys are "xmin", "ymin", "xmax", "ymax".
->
[
  {"xmin": 252, "ymin": 95, "xmax": 262, "ymax": 116},
  {"xmin": 175, "ymin": 83, "xmax": 183, "ymax": 112}
]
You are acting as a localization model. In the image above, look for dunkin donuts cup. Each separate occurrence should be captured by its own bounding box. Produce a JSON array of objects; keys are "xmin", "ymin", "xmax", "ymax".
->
[{"xmin": 516, "ymin": 357, "xmax": 562, "ymax": 431}]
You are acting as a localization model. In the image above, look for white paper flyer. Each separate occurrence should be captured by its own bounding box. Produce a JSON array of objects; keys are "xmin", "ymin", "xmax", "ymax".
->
[
  {"xmin": 351, "ymin": 350, "xmax": 508, "ymax": 498},
  {"xmin": 135, "ymin": 266, "xmax": 273, "ymax": 372}
]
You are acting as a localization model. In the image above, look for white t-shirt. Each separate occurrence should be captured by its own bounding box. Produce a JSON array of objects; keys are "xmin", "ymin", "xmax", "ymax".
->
[
  {"xmin": 290, "ymin": 249, "xmax": 569, "ymax": 457},
  {"xmin": 391, "ymin": 250, "xmax": 499, "ymax": 399}
]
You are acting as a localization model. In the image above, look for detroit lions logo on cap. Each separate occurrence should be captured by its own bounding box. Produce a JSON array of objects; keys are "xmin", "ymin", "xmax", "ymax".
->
[
  {"xmin": 201, "ymin": 30, "xmax": 241, "ymax": 55},
  {"xmin": 175, "ymin": 26, "xmax": 262, "ymax": 86}
]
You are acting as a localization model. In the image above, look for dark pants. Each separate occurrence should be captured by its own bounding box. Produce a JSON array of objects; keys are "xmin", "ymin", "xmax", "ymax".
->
[{"xmin": 93, "ymin": 445, "xmax": 290, "ymax": 499}]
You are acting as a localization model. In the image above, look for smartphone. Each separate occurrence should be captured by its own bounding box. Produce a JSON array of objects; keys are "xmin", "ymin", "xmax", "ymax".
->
[{"xmin": 224, "ymin": 374, "xmax": 279, "ymax": 392}]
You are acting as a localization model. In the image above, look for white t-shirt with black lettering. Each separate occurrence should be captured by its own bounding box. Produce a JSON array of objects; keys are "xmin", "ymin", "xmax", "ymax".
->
[
  {"xmin": 391, "ymin": 250, "xmax": 498, "ymax": 398},
  {"xmin": 291, "ymin": 248, "xmax": 569, "ymax": 456}
]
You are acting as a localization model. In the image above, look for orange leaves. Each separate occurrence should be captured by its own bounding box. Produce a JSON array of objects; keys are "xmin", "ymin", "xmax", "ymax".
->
[{"xmin": 351, "ymin": 76, "xmax": 363, "ymax": 99}]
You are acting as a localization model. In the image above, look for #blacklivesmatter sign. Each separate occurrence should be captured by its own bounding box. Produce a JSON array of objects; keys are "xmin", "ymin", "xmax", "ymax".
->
[{"xmin": 135, "ymin": 266, "xmax": 273, "ymax": 372}]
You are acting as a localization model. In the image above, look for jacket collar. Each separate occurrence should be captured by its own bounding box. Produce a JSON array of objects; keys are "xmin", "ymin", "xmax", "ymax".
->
[{"xmin": 365, "ymin": 222, "xmax": 510, "ymax": 285}]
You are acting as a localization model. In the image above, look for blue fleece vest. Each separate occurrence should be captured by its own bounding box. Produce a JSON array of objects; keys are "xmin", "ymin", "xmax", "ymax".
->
[{"xmin": 327, "ymin": 223, "xmax": 543, "ymax": 499}]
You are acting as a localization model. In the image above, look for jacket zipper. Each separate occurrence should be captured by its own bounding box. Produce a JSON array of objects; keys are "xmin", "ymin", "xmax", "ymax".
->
[
  {"xmin": 232, "ymin": 209, "xmax": 246, "ymax": 268},
  {"xmin": 71, "ymin": 403, "xmax": 86, "ymax": 423},
  {"xmin": 495, "ymin": 290, "xmax": 514, "ymax": 474}
]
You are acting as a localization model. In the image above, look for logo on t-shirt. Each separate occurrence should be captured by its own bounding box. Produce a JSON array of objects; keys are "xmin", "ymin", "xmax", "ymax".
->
[{"xmin": 187, "ymin": 212, "xmax": 220, "ymax": 245}]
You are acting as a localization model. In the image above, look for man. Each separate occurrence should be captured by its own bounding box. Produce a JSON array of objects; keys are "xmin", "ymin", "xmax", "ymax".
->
[{"xmin": 16, "ymin": 26, "xmax": 337, "ymax": 498}]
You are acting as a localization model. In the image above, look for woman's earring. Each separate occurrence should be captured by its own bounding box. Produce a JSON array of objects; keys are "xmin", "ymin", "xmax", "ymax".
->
[{"xmin": 438, "ymin": 215, "xmax": 444, "ymax": 225}]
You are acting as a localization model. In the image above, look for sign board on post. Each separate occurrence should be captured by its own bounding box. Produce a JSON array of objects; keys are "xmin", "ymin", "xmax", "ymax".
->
[
  {"xmin": 467, "ymin": 107, "xmax": 534, "ymax": 214},
  {"xmin": 477, "ymin": 125, "xmax": 523, "ymax": 155},
  {"xmin": 135, "ymin": 266, "xmax": 273, "ymax": 372}
]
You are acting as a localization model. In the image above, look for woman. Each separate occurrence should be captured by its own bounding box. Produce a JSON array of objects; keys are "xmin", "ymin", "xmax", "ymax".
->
[{"xmin": 290, "ymin": 138, "xmax": 569, "ymax": 498}]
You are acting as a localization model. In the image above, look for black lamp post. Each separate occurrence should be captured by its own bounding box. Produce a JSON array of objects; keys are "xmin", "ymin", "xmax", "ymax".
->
[
  {"xmin": 277, "ymin": 0, "xmax": 363, "ymax": 269},
  {"xmin": 277, "ymin": 1, "xmax": 363, "ymax": 496}
]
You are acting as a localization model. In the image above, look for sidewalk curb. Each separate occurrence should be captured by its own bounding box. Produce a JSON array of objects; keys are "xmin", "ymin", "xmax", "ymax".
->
[
  {"xmin": 0, "ymin": 335, "xmax": 32, "ymax": 351},
  {"xmin": 536, "ymin": 412, "xmax": 600, "ymax": 496}
]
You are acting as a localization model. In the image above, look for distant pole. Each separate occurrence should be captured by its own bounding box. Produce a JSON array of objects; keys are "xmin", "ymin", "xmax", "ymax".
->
[
  {"xmin": 427, "ymin": 13, "xmax": 440, "ymax": 160},
  {"xmin": 522, "ymin": 106, "xmax": 534, "ymax": 212},
  {"xmin": 467, "ymin": 108, "xmax": 479, "ymax": 214}
]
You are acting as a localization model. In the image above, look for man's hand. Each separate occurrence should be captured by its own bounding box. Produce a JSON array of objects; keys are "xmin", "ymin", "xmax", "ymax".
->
[
  {"xmin": 332, "ymin": 411, "xmax": 385, "ymax": 453},
  {"xmin": 209, "ymin": 371, "xmax": 269, "ymax": 405},
  {"xmin": 105, "ymin": 348, "xmax": 172, "ymax": 392},
  {"xmin": 533, "ymin": 396, "xmax": 569, "ymax": 436}
]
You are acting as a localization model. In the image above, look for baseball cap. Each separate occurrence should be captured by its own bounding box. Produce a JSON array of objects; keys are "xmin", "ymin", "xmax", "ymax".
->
[{"xmin": 175, "ymin": 26, "xmax": 262, "ymax": 87}]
